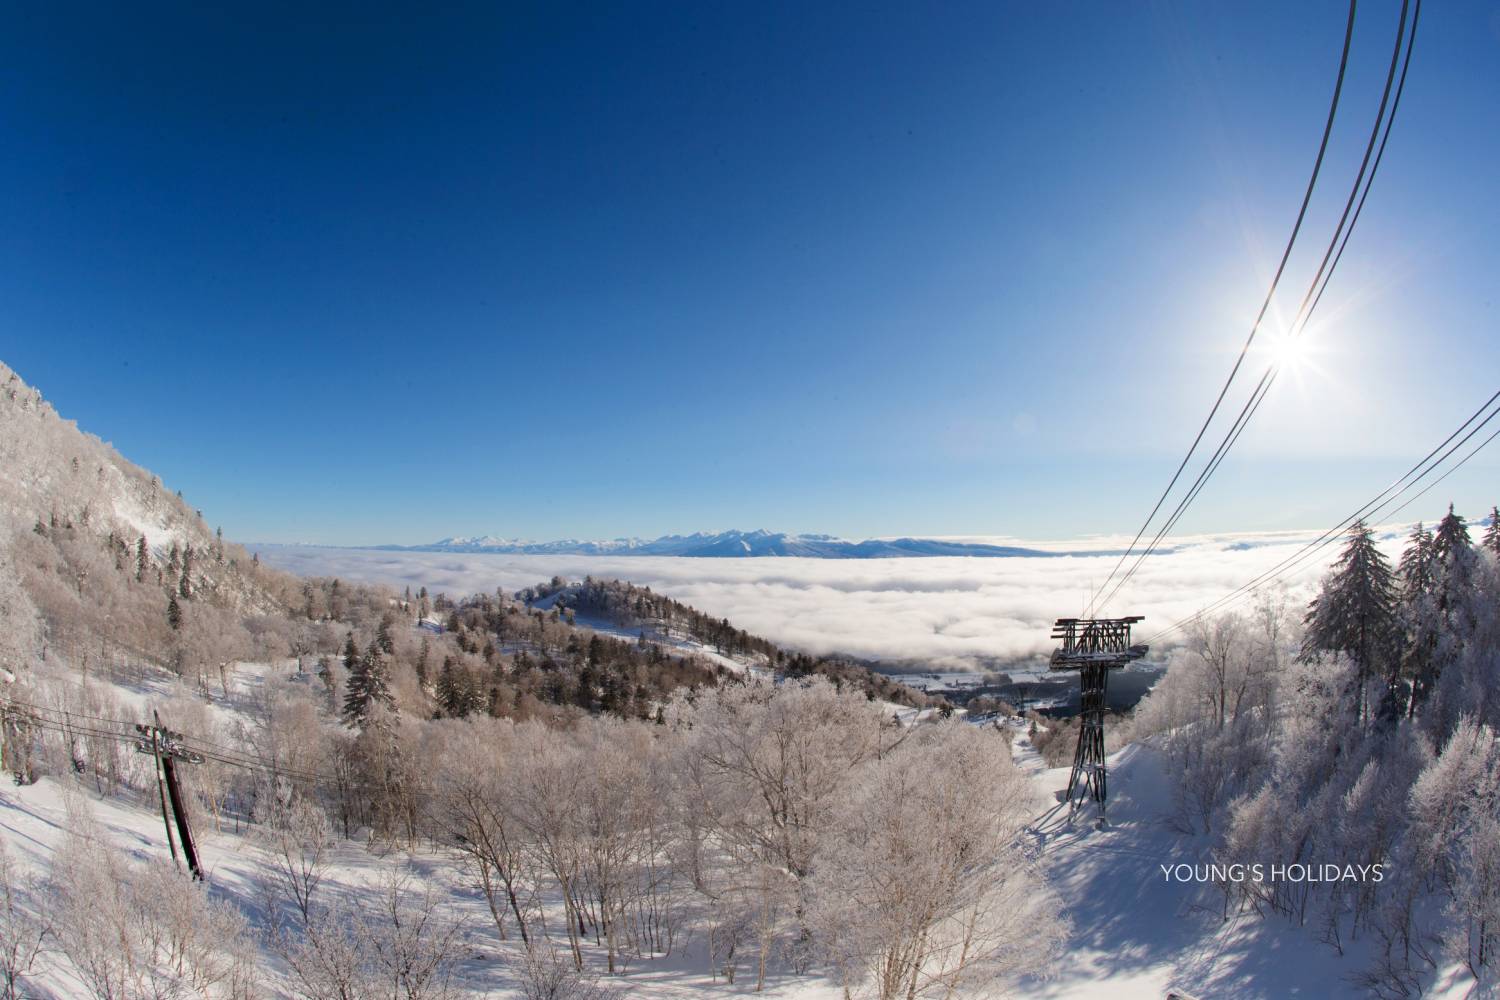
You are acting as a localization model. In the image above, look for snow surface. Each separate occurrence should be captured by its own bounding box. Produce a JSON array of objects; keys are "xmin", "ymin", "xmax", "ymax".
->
[
  {"xmin": 1, "ymin": 658, "xmax": 1481, "ymax": 997},
  {"xmin": 529, "ymin": 587, "xmax": 766, "ymax": 677},
  {"xmin": 1007, "ymin": 727, "xmax": 1479, "ymax": 999}
]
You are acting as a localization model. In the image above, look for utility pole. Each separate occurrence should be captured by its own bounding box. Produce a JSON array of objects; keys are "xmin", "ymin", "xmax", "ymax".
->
[
  {"xmin": 134, "ymin": 711, "xmax": 205, "ymax": 879},
  {"xmin": 138, "ymin": 720, "xmax": 178, "ymax": 868}
]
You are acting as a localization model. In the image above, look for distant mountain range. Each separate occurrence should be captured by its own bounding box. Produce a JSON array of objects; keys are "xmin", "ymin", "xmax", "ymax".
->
[{"xmin": 375, "ymin": 529, "xmax": 1128, "ymax": 559}]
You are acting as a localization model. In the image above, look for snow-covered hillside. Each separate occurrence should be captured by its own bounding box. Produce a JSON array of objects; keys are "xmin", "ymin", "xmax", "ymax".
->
[
  {"xmin": 1006, "ymin": 731, "xmax": 1479, "ymax": 999},
  {"xmin": 0, "ymin": 361, "xmax": 283, "ymax": 617}
]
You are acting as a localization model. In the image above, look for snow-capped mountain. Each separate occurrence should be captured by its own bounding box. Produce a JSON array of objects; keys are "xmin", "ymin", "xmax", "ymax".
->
[{"xmin": 381, "ymin": 528, "xmax": 1076, "ymax": 558}]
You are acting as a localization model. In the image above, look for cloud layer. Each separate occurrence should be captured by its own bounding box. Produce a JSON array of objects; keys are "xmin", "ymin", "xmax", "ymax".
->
[{"xmin": 257, "ymin": 527, "xmax": 1412, "ymax": 669}]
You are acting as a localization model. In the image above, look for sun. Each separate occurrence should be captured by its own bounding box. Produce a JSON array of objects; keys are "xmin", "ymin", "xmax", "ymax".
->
[{"xmin": 1268, "ymin": 332, "xmax": 1307, "ymax": 371}]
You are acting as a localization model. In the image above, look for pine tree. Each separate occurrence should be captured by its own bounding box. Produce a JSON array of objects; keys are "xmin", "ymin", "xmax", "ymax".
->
[
  {"xmin": 1483, "ymin": 505, "xmax": 1500, "ymax": 558},
  {"xmin": 178, "ymin": 570, "xmax": 192, "ymax": 600},
  {"xmin": 436, "ymin": 657, "xmax": 458, "ymax": 716},
  {"xmin": 415, "ymin": 637, "xmax": 431, "ymax": 688},
  {"xmin": 574, "ymin": 664, "xmax": 597, "ymax": 711},
  {"xmin": 166, "ymin": 594, "xmax": 182, "ymax": 631},
  {"xmin": 343, "ymin": 641, "xmax": 394, "ymax": 729},
  {"xmin": 1397, "ymin": 522, "xmax": 1434, "ymax": 600},
  {"xmin": 135, "ymin": 536, "xmax": 149, "ymax": 582},
  {"xmin": 436, "ymin": 657, "xmax": 480, "ymax": 718},
  {"xmin": 376, "ymin": 615, "xmax": 395, "ymax": 655},
  {"xmin": 1302, "ymin": 520, "xmax": 1397, "ymax": 725},
  {"xmin": 1394, "ymin": 522, "xmax": 1436, "ymax": 720},
  {"xmin": 1433, "ymin": 504, "xmax": 1472, "ymax": 565},
  {"xmin": 1432, "ymin": 504, "xmax": 1476, "ymax": 622}
]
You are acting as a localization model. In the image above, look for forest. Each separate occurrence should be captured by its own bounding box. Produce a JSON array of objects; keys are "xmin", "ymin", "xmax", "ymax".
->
[{"xmin": 1129, "ymin": 509, "xmax": 1500, "ymax": 995}]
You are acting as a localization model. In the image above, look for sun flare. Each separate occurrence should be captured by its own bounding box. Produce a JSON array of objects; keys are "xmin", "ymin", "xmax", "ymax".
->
[{"xmin": 1269, "ymin": 332, "xmax": 1307, "ymax": 370}]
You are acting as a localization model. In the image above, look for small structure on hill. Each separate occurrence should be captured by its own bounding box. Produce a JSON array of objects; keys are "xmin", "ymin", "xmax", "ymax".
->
[{"xmin": 1049, "ymin": 616, "xmax": 1148, "ymax": 825}]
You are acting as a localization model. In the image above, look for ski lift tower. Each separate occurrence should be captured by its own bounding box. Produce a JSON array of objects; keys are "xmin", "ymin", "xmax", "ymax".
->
[{"xmin": 1049, "ymin": 616, "xmax": 1147, "ymax": 825}]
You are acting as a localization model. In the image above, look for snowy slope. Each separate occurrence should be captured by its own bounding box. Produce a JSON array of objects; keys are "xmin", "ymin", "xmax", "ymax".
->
[
  {"xmin": 527, "ymin": 586, "xmax": 768, "ymax": 677},
  {"xmin": 1009, "ymin": 730, "xmax": 1479, "ymax": 999},
  {"xmin": 0, "ymin": 657, "xmax": 844, "ymax": 999}
]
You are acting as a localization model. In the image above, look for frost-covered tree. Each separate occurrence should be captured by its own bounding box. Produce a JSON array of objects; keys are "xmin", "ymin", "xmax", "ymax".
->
[
  {"xmin": 436, "ymin": 658, "xmax": 483, "ymax": 719},
  {"xmin": 0, "ymin": 546, "xmax": 41, "ymax": 678},
  {"xmin": 342, "ymin": 639, "xmax": 394, "ymax": 729},
  {"xmin": 1432, "ymin": 506, "xmax": 1477, "ymax": 624},
  {"xmin": 429, "ymin": 718, "xmax": 538, "ymax": 946},
  {"xmin": 258, "ymin": 795, "xmax": 335, "ymax": 926},
  {"xmin": 1302, "ymin": 520, "xmax": 1398, "ymax": 724},
  {"xmin": 1402, "ymin": 507, "xmax": 1479, "ymax": 716},
  {"xmin": 377, "ymin": 614, "xmax": 396, "ymax": 655},
  {"xmin": 807, "ymin": 723, "xmax": 1064, "ymax": 999},
  {"xmin": 516, "ymin": 943, "xmax": 611, "ymax": 1000},
  {"xmin": 51, "ymin": 797, "xmax": 258, "ymax": 999},
  {"xmin": 0, "ymin": 844, "xmax": 46, "ymax": 1000}
]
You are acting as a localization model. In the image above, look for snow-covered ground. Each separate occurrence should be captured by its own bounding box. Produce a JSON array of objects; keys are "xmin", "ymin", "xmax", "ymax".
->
[
  {"xmin": 3, "ymin": 658, "xmax": 1480, "ymax": 997},
  {"xmin": 0, "ymin": 773, "xmax": 848, "ymax": 1000},
  {"xmin": 526, "ymin": 588, "xmax": 770, "ymax": 677},
  {"xmin": 1007, "ymin": 727, "xmax": 1478, "ymax": 999}
]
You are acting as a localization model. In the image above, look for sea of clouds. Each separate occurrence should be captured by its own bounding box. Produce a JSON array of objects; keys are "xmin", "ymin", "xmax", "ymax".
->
[{"xmin": 256, "ymin": 526, "xmax": 1413, "ymax": 669}]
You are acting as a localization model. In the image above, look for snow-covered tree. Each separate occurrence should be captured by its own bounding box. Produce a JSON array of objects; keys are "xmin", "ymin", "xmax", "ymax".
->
[
  {"xmin": 1302, "ymin": 520, "xmax": 1398, "ymax": 724},
  {"xmin": 258, "ymin": 795, "xmax": 335, "ymax": 926},
  {"xmin": 429, "ymin": 718, "xmax": 538, "ymax": 946},
  {"xmin": 807, "ymin": 722, "xmax": 1064, "ymax": 999},
  {"xmin": 51, "ymin": 797, "xmax": 258, "ymax": 999},
  {"xmin": 343, "ymin": 639, "xmax": 395, "ymax": 729},
  {"xmin": 0, "ymin": 844, "xmax": 46, "ymax": 1000}
]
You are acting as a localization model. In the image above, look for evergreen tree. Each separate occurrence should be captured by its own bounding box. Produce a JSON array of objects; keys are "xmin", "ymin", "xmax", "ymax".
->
[
  {"xmin": 376, "ymin": 614, "xmax": 395, "ymax": 655},
  {"xmin": 436, "ymin": 657, "xmax": 480, "ymax": 718},
  {"xmin": 1432, "ymin": 504, "xmax": 1476, "ymax": 622},
  {"xmin": 1302, "ymin": 520, "xmax": 1397, "ymax": 725},
  {"xmin": 166, "ymin": 593, "xmax": 182, "ymax": 631},
  {"xmin": 1397, "ymin": 522, "xmax": 1434, "ymax": 600},
  {"xmin": 135, "ymin": 536, "xmax": 149, "ymax": 582},
  {"xmin": 343, "ymin": 641, "xmax": 394, "ymax": 729},
  {"xmin": 415, "ymin": 637, "xmax": 431, "ymax": 688},
  {"xmin": 178, "ymin": 569, "xmax": 192, "ymax": 600},
  {"xmin": 599, "ymin": 670, "xmax": 622, "ymax": 716},
  {"xmin": 1433, "ymin": 504, "xmax": 1473, "ymax": 565},
  {"xmin": 1398, "ymin": 507, "xmax": 1477, "ymax": 718},
  {"xmin": 436, "ymin": 657, "xmax": 459, "ymax": 715},
  {"xmin": 1485, "ymin": 505, "xmax": 1500, "ymax": 558},
  {"xmin": 575, "ymin": 664, "xmax": 597, "ymax": 711}
]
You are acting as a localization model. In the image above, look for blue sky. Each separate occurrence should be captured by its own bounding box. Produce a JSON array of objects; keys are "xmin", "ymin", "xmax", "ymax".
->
[{"xmin": 3, "ymin": 2, "xmax": 1497, "ymax": 545}]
